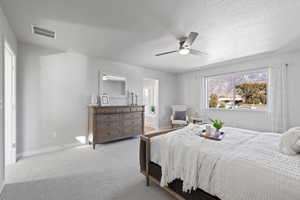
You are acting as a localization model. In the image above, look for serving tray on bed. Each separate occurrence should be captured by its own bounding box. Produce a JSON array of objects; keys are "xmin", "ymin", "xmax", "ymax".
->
[{"xmin": 199, "ymin": 132, "xmax": 224, "ymax": 141}]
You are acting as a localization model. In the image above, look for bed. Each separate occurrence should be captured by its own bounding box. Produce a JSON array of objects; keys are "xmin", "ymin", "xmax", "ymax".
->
[{"xmin": 139, "ymin": 125, "xmax": 300, "ymax": 200}]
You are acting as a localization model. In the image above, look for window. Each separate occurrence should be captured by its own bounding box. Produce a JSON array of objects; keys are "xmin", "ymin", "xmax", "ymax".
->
[{"xmin": 206, "ymin": 70, "xmax": 268, "ymax": 110}]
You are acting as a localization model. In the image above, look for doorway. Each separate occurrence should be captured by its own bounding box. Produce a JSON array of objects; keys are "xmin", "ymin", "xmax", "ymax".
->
[
  {"xmin": 4, "ymin": 41, "xmax": 16, "ymax": 165},
  {"xmin": 143, "ymin": 79, "xmax": 159, "ymax": 132}
]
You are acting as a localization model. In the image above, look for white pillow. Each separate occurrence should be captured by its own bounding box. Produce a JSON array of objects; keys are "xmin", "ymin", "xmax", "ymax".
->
[
  {"xmin": 279, "ymin": 128, "xmax": 300, "ymax": 155},
  {"xmin": 289, "ymin": 127, "xmax": 300, "ymax": 131}
]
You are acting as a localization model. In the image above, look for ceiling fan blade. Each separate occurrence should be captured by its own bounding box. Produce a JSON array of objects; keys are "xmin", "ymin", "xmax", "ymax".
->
[
  {"xmin": 188, "ymin": 32, "xmax": 199, "ymax": 45},
  {"xmin": 183, "ymin": 32, "xmax": 199, "ymax": 47},
  {"xmin": 155, "ymin": 50, "xmax": 177, "ymax": 56},
  {"xmin": 190, "ymin": 49, "xmax": 208, "ymax": 56}
]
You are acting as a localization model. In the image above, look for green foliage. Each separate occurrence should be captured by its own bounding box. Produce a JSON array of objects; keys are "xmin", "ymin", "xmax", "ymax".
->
[
  {"xmin": 150, "ymin": 105, "xmax": 155, "ymax": 113},
  {"xmin": 209, "ymin": 118, "xmax": 224, "ymax": 131},
  {"xmin": 209, "ymin": 93, "xmax": 218, "ymax": 108},
  {"xmin": 219, "ymin": 102, "xmax": 226, "ymax": 108},
  {"xmin": 235, "ymin": 82, "xmax": 267, "ymax": 104}
]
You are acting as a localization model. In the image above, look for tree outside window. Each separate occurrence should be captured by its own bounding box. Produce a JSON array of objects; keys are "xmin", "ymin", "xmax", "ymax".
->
[{"xmin": 207, "ymin": 70, "xmax": 268, "ymax": 110}]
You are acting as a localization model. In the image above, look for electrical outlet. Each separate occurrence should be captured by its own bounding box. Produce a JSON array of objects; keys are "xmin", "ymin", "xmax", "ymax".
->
[{"xmin": 53, "ymin": 132, "xmax": 57, "ymax": 138}]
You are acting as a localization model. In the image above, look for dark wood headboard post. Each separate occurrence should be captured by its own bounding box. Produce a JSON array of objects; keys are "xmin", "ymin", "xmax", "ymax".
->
[{"xmin": 145, "ymin": 136, "xmax": 151, "ymax": 186}]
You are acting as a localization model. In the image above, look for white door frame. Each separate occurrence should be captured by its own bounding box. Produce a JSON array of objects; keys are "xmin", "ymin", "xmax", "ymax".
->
[
  {"xmin": 143, "ymin": 78, "xmax": 159, "ymax": 130},
  {"xmin": 4, "ymin": 40, "xmax": 16, "ymax": 165}
]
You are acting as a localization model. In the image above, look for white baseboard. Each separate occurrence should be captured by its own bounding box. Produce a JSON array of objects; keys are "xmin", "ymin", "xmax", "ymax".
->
[{"xmin": 17, "ymin": 142, "xmax": 82, "ymax": 160}]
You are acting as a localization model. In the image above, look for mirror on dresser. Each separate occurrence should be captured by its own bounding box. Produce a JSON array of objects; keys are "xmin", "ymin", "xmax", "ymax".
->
[{"xmin": 101, "ymin": 73, "xmax": 127, "ymax": 97}]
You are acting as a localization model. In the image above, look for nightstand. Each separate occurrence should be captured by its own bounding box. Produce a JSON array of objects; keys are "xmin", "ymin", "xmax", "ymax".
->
[{"xmin": 190, "ymin": 116, "xmax": 203, "ymax": 124}]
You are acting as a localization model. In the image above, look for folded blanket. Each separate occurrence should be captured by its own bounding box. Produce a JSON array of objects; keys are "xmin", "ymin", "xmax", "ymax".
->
[
  {"xmin": 279, "ymin": 127, "xmax": 300, "ymax": 155},
  {"xmin": 152, "ymin": 126, "xmax": 258, "ymax": 192}
]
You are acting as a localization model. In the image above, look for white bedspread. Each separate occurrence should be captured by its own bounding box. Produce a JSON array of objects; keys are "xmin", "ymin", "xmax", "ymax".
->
[{"xmin": 150, "ymin": 126, "xmax": 300, "ymax": 200}]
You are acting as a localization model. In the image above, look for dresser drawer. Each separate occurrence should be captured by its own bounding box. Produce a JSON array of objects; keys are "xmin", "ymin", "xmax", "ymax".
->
[
  {"xmin": 95, "ymin": 122, "xmax": 120, "ymax": 140},
  {"xmin": 116, "ymin": 107, "xmax": 131, "ymax": 113},
  {"xmin": 95, "ymin": 107, "xmax": 118, "ymax": 113},
  {"xmin": 122, "ymin": 125, "xmax": 143, "ymax": 137},
  {"xmin": 96, "ymin": 121, "xmax": 119, "ymax": 130},
  {"xmin": 130, "ymin": 107, "xmax": 144, "ymax": 112},
  {"xmin": 121, "ymin": 118, "xmax": 142, "ymax": 136},
  {"xmin": 122, "ymin": 118, "xmax": 141, "ymax": 126},
  {"xmin": 96, "ymin": 114, "xmax": 119, "ymax": 122},
  {"xmin": 122, "ymin": 112, "xmax": 142, "ymax": 120},
  {"xmin": 94, "ymin": 128, "xmax": 120, "ymax": 141}
]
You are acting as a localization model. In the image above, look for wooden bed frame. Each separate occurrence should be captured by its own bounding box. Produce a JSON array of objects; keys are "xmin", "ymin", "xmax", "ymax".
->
[{"xmin": 139, "ymin": 129, "xmax": 220, "ymax": 200}]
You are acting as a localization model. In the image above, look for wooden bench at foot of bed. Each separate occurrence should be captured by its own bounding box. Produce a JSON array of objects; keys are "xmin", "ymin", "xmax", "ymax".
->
[{"xmin": 139, "ymin": 129, "xmax": 220, "ymax": 200}]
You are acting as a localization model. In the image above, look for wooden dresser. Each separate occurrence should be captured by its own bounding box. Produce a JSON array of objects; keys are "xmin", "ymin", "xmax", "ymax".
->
[{"xmin": 88, "ymin": 106, "xmax": 144, "ymax": 149}]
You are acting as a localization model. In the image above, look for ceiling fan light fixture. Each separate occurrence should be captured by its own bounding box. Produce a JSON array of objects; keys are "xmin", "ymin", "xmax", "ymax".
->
[
  {"xmin": 179, "ymin": 48, "xmax": 190, "ymax": 55},
  {"xmin": 155, "ymin": 32, "xmax": 207, "ymax": 57}
]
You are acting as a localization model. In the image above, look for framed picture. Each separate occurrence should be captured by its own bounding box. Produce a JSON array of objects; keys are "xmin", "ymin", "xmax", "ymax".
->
[{"xmin": 100, "ymin": 95, "xmax": 110, "ymax": 106}]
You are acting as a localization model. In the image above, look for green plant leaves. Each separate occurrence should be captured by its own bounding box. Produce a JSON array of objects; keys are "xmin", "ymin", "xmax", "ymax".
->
[{"xmin": 209, "ymin": 117, "xmax": 224, "ymax": 131}]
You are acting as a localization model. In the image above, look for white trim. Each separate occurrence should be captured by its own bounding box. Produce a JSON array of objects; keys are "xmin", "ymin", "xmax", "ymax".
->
[
  {"xmin": 204, "ymin": 67, "xmax": 269, "ymax": 79},
  {"xmin": 1, "ymin": 36, "xmax": 4, "ymax": 193},
  {"xmin": 4, "ymin": 40, "xmax": 17, "ymax": 165},
  {"xmin": 17, "ymin": 142, "xmax": 82, "ymax": 160}
]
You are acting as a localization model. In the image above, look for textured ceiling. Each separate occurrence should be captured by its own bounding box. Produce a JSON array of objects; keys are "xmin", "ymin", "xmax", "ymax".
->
[{"xmin": 1, "ymin": 0, "xmax": 300, "ymax": 73}]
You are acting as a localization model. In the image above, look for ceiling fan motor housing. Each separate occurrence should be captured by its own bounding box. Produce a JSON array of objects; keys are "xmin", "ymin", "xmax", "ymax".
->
[{"xmin": 179, "ymin": 39, "xmax": 190, "ymax": 48}]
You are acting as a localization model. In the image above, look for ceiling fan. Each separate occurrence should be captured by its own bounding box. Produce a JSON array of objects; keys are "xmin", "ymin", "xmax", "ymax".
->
[{"xmin": 155, "ymin": 32, "xmax": 207, "ymax": 56}]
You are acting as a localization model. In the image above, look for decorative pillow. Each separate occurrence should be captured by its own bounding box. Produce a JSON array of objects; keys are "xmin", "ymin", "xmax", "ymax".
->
[
  {"xmin": 289, "ymin": 127, "xmax": 300, "ymax": 131},
  {"xmin": 289, "ymin": 128, "xmax": 300, "ymax": 147},
  {"xmin": 174, "ymin": 111, "xmax": 187, "ymax": 121},
  {"xmin": 279, "ymin": 128, "xmax": 300, "ymax": 155}
]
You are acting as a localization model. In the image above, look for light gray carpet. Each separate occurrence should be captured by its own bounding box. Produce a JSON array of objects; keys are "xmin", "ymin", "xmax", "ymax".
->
[{"xmin": 2, "ymin": 138, "xmax": 173, "ymax": 200}]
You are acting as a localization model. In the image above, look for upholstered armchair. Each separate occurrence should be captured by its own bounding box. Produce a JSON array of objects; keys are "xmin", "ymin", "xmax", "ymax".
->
[{"xmin": 170, "ymin": 105, "xmax": 189, "ymax": 128}]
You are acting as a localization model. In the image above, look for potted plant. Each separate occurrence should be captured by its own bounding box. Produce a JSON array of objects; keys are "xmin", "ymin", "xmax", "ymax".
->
[
  {"xmin": 209, "ymin": 118, "xmax": 224, "ymax": 136},
  {"xmin": 150, "ymin": 105, "xmax": 155, "ymax": 114}
]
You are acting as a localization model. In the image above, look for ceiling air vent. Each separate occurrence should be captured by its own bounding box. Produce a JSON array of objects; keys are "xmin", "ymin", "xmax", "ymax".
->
[{"xmin": 32, "ymin": 25, "xmax": 56, "ymax": 39}]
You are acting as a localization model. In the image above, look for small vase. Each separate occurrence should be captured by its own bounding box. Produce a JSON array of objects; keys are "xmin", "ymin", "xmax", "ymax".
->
[{"xmin": 205, "ymin": 125, "xmax": 212, "ymax": 136}]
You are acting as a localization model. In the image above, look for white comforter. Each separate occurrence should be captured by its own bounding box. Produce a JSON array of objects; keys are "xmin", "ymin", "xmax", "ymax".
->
[{"xmin": 150, "ymin": 125, "xmax": 300, "ymax": 200}]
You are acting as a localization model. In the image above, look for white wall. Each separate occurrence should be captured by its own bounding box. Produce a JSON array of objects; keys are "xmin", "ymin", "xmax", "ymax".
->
[
  {"xmin": 17, "ymin": 42, "xmax": 177, "ymax": 155},
  {"xmin": 0, "ymin": 3, "xmax": 17, "ymax": 193},
  {"xmin": 177, "ymin": 51, "xmax": 300, "ymax": 132}
]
